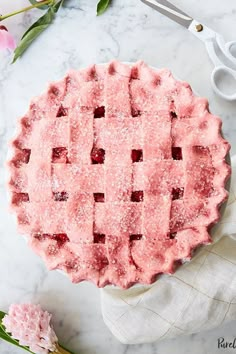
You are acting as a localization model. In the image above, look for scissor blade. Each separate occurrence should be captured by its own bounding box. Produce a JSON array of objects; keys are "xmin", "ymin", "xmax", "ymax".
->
[{"xmin": 141, "ymin": 0, "xmax": 193, "ymax": 28}]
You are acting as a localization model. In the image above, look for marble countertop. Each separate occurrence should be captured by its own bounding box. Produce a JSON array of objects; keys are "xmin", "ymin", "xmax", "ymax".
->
[{"xmin": 0, "ymin": 0, "xmax": 236, "ymax": 353}]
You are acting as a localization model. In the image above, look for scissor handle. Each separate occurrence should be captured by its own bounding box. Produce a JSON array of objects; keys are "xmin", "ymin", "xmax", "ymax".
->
[
  {"xmin": 202, "ymin": 36, "xmax": 236, "ymax": 101},
  {"xmin": 211, "ymin": 65, "xmax": 236, "ymax": 101},
  {"xmin": 189, "ymin": 21, "xmax": 236, "ymax": 68},
  {"xmin": 225, "ymin": 41, "xmax": 236, "ymax": 63},
  {"xmin": 216, "ymin": 35, "xmax": 236, "ymax": 67}
]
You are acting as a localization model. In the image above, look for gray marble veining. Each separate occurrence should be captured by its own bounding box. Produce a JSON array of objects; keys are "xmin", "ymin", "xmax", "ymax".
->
[{"xmin": 0, "ymin": 0, "xmax": 236, "ymax": 353}]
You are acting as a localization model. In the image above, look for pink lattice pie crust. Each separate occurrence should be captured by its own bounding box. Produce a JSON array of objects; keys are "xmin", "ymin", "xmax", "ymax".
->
[{"xmin": 8, "ymin": 61, "xmax": 231, "ymax": 288}]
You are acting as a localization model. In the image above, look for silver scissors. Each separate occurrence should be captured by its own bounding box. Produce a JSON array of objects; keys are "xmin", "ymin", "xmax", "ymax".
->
[{"xmin": 141, "ymin": 0, "xmax": 236, "ymax": 101}]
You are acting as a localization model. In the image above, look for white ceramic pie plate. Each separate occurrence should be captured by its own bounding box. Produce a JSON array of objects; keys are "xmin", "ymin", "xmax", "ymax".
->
[{"xmin": 6, "ymin": 62, "xmax": 231, "ymax": 286}]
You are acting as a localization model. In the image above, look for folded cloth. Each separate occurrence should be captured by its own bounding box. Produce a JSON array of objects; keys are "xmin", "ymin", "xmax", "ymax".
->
[{"xmin": 100, "ymin": 155, "xmax": 236, "ymax": 344}]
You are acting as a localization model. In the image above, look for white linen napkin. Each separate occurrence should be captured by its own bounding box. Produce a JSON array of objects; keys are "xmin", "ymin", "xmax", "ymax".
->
[{"xmin": 101, "ymin": 155, "xmax": 236, "ymax": 344}]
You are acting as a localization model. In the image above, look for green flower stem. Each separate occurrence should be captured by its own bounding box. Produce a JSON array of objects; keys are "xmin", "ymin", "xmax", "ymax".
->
[{"xmin": 0, "ymin": 0, "xmax": 54, "ymax": 21}]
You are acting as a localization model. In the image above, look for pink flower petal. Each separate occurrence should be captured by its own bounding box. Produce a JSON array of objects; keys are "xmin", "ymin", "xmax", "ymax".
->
[
  {"xmin": 3, "ymin": 304, "xmax": 58, "ymax": 354},
  {"xmin": 0, "ymin": 29, "xmax": 16, "ymax": 51}
]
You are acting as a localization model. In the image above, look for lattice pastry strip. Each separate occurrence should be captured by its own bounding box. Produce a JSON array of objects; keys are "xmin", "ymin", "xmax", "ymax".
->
[
  {"xmin": 102, "ymin": 235, "xmax": 137, "ymax": 287},
  {"xmin": 171, "ymin": 114, "xmax": 223, "ymax": 147},
  {"xmin": 143, "ymin": 114, "xmax": 172, "ymax": 160},
  {"xmin": 66, "ymin": 193, "xmax": 94, "ymax": 244},
  {"xmin": 27, "ymin": 146, "xmax": 52, "ymax": 202},
  {"xmin": 143, "ymin": 194, "xmax": 172, "ymax": 236},
  {"xmin": 184, "ymin": 145, "xmax": 214, "ymax": 199},
  {"xmin": 52, "ymin": 164, "xmax": 105, "ymax": 194},
  {"xmin": 24, "ymin": 201, "xmax": 67, "ymax": 234},
  {"xmin": 105, "ymin": 66, "xmax": 132, "ymax": 115},
  {"xmin": 69, "ymin": 111, "xmax": 94, "ymax": 164},
  {"xmin": 97, "ymin": 203, "xmax": 143, "ymax": 236}
]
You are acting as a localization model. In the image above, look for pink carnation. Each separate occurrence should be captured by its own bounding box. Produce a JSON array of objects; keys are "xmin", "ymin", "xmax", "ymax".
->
[
  {"xmin": 3, "ymin": 304, "xmax": 58, "ymax": 354},
  {"xmin": 0, "ymin": 25, "xmax": 16, "ymax": 51}
]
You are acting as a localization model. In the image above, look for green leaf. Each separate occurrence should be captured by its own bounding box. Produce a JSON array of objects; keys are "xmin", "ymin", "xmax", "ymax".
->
[
  {"xmin": 13, "ymin": 24, "xmax": 49, "ymax": 63},
  {"xmin": 0, "ymin": 331, "xmax": 20, "ymax": 346},
  {"xmin": 28, "ymin": 0, "xmax": 49, "ymax": 10},
  {"xmin": 13, "ymin": 0, "xmax": 64, "ymax": 63},
  {"xmin": 22, "ymin": 0, "xmax": 63, "ymax": 40},
  {"xmin": 53, "ymin": 0, "xmax": 65, "ymax": 13},
  {"xmin": 0, "ymin": 311, "xmax": 6, "ymax": 322},
  {"xmin": 97, "ymin": 0, "xmax": 111, "ymax": 16},
  {"xmin": 21, "ymin": 6, "xmax": 54, "ymax": 40}
]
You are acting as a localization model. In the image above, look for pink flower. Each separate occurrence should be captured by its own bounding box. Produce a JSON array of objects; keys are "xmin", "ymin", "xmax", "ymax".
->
[
  {"xmin": 0, "ymin": 25, "xmax": 16, "ymax": 51},
  {"xmin": 3, "ymin": 304, "xmax": 58, "ymax": 354}
]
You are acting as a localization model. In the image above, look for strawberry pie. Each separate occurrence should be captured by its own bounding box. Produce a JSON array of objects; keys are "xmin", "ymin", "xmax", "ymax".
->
[{"xmin": 8, "ymin": 61, "xmax": 231, "ymax": 288}]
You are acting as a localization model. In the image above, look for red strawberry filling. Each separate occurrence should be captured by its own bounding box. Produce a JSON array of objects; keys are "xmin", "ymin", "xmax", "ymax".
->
[
  {"xmin": 91, "ymin": 147, "xmax": 105, "ymax": 164},
  {"xmin": 56, "ymin": 105, "xmax": 68, "ymax": 117},
  {"xmin": 172, "ymin": 147, "xmax": 182, "ymax": 160},
  {"xmin": 172, "ymin": 187, "xmax": 184, "ymax": 200},
  {"xmin": 12, "ymin": 193, "xmax": 29, "ymax": 205},
  {"xmin": 94, "ymin": 106, "xmax": 105, "ymax": 118},
  {"xmin": 170, "ymin": 111, "xmax": 177, "ymax": 119},
  {"xmin": 41, "ymin": 233, "xmax": 69, "ymax": 248},
  {"xmin": 130, "ymin": 234, "xmax": 143, "ymax": 241},
  {"xmin": 50, "ymin": 233, "xmax": 69, "ymax": 247},
  {"xmin": 131, "ymin": 108, "xmax": 141, "ymax": 117},
  {"xmin": 53, "ymin": 191, "xmax": 69, "ymax": 201},
  {"xmin": 94, "ymin": 193, "xmax": 105, "ymax": 202},
  {"xmin": 131, "ymin": 191, "xmax": 144, "ymax": 202},
  {"xmin": 94, "ymin": 233, "xmax": 106, "ymax": 244},
  {"xmin": 168, "ymin": 232, "xmax": 177, "ymax": 239},
  {"xmin": 131, "ymin": 149, "xmax": 143, "ymax": 162},
  {"xmin": 52, "ymin": 147, "xmax": 69, "ymax": 163}
]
